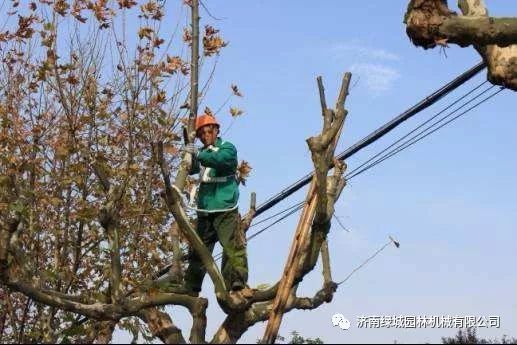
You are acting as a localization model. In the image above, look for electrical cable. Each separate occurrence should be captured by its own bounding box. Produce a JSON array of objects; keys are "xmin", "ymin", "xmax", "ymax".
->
[
  {"xmin": 249, "ymin": 200, "xmax": 306, "ymax": 228},
  {"xmin": 211, "ymin": 86, "xmax": 505, "ymax": 261},
  {"xmin": 253, "ymin": 62, "xmax": 487, "ymax": 218},
  {"xmin": 213, "ymin": 201, "xmax": 305, "ymax": 261},
  {"xmin": 344, "ymin": 80, "xmax": 489, "ymax": 178},
  {"xmin": 346, "ymin": 83, "xmax": 495, "ymax": 179},
  {"xmin": 347, "ymin": 86, "xmax": 504, "ymax": 181},
  {"xmin": 214, "ymin": 85, "xmax": 505, "ymax": 252}
]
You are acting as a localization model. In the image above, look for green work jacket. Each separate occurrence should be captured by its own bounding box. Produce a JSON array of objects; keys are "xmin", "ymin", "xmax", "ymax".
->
[{"xmin": 190, "ymin": 137, "xmax": 239, "ymax": 212}]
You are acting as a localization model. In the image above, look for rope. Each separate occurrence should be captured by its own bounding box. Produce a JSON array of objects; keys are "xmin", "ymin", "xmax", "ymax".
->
[{"xmin": 336, "ymin": 240, "xmax": 393, "ymax": 286}]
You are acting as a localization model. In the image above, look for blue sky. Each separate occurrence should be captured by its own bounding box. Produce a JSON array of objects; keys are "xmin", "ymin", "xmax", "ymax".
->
[{"xmin": 113, "ymin": 1, "xmax": 517, "ymax": 343}]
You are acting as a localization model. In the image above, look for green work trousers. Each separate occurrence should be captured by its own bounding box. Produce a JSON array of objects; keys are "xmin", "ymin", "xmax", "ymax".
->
[{"xmin": 184, "ymin": 209, "xmax": 248, "ymax": 292}]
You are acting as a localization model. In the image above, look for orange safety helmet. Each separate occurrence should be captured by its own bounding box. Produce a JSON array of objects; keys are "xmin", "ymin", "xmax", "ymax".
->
[{"xmin": 195, "ymin": 114, "xmax": 219, "ymax": 132}]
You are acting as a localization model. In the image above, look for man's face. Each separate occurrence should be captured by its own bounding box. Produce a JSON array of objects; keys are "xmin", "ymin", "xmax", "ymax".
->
[{"xmin": 197, "ymin": 125, "xmax": 219, "ymax": 147}]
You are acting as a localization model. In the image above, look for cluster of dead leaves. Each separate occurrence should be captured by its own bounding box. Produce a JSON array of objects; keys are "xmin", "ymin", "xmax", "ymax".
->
[
  {"xmin": 203, "ymin": 25, "xmax": 227, "ymax": 56},
  {"xmin": 15, "ymin": 14, "xmax": 38, "ymax": 40},
  {"xmin": 229, "ymin": 107, "xmax": 244, "ymax": 117},
  {"xmin": 202, "ymin": 106, "xmax": 214, "ymax": 117},
  {"xmin": 231, "ymin": 84, "xmax": 243, "ymax": 97},
  {"xmin": 236, "ymin": 160, "xmax": 252, "ymax": 186},
  {"xmin": 54, "ymin": 0, "xmax": 69, "ymax": 16},
  {"xmin": 71, "ymin": 1, "xmax": 88, "ymax": 23},
  {"xmin": 118, "ymin": 0, "xmax": 137, "ymax": 9},
  {"xmin": 183, "ymin": 27, "xmax": 192, "ymax": 45},
  {"xmin": 140, "ymin": 1, "xmax": 163, "ymax": 20},
  {"xmin": 229, "ymin": 84, "xmax": 244, "ymax": 117},
  {"xmin": 86, "ymin": 0, "xmax": 113, "ymax": 28},
  {"xmin": 138, "ymin": 26, "xmax": 154, "ymax": 40},
  {"xmin": 162, "ymin": 55, "xmax": 189, "ymax": 75}
]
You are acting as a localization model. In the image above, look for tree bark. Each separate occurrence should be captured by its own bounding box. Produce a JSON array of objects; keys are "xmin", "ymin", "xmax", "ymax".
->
[
  {"xmin": 261, "ymin": 73, "xmax": 351, "ymax": 344},
  {"xmin": 404, "ymin": 0, "xmax": 517, "ymax": 90},
  {"xmin": 457, "ymin": 0, "xmax": 517, "ymax": 91},
  {"xmin": 139, "ymin": 308, "xmax": 186, "ymax": 344},
  {"xmin": 89, "ymin": 321, "xmax": 117, "ymax": 344}
]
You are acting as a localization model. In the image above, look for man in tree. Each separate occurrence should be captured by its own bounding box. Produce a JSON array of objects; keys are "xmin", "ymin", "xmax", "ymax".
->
[{"xmin": 181, "ymin": 114, "xmax": 248, "ymax": 296}]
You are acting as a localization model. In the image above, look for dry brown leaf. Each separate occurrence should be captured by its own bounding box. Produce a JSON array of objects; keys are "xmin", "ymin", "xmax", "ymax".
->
[
  {"xmin": 118, "ymin": 0, "xmax": 137, "ymax": 9},
  {"xmin": 237, "ymin": 160, "xmax": 252, "ymax": 186},
  {"xmin": 203, "ymin": 106, "xmax": 214, "ymax": 117},
  {"xmin": 229, "ymin": 107, "xmax": 244, "ymax": 117},
  {"xmin": 138, "ymin": 26, "xmax": 154, "ymax": 40},
  {"xmin": 183, "ymin": 27, "xmax": 192, "ymax": 44},
  {"xmin": 163, "ymin": 144, "xmax": 178, "ymax": 155},
  {"xmin": 54, "ymin": 0, "xmax": 69, "ymax": 16},
  {"xmin": 231, "ymin": 84, "xmax": 243, "ymax": 97}
]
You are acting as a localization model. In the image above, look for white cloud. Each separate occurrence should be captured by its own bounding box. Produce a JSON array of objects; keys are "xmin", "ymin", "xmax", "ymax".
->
[
  {"xmin": 331, "ymin": 42, "xmax": 401, "ymax": 93},
  {"xmin": 332, "ymin": 42, "xmax": 400, "ymax": 61},
  {"xmin": 350, "ymin": 63, "xmax": 400, "ymax": 92}
]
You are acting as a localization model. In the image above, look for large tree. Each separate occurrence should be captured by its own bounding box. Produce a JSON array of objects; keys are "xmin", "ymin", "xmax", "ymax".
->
[
  {"xmin": 2, "ymin": 1, "xmax": 517, "ymax": 344},
  {"xmin": 0, "ymin": 0, "xmax": 350, "ymax": 343}
]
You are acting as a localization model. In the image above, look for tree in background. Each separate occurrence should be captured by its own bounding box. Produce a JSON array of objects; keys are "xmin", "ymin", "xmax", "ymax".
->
[
  {"xmin": 442, "ymin": 328, "xmax": 517, "ymax": 344},
  {"xmin": 257, "ymin": 331, "xmax": 324, "ymax": 344},
  {"xmin": 0, "ymin": 0, "xmax": 240, "ymax": 342}
]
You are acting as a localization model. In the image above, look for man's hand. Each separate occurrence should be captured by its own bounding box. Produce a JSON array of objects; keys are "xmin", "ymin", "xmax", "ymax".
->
[{"xmin": 182, "ymin": 143, "xmax": 198, "ymax": 156}]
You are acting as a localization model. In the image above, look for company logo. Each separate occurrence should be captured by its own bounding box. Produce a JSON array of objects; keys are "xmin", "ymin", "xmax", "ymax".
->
[{"xmin": 332, "ymin": 313, "xmax": 351, "ymax": 330}]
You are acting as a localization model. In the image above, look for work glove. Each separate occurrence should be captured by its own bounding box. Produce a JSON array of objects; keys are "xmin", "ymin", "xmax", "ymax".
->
[{"xmin": 182, "ymin": 143, "xmax": 198, "ymax": 156}]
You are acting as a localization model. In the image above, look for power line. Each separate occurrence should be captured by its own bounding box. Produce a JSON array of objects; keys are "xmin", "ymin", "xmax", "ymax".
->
[
  {"xmin": 253, "ymin": 62, "xmax": 487, "ymax": 218},
  {"xmin": 220, "ymin": 84, "xmax": 504, "ymax": 249},
  {"xmin": 346, "ymin": 83, "xmax": 495, "ymax": 179},
  {"xmin": 157, "ymin": 63, "xmax": 490, "ymax": 277},
  {"xmin": 333, "ymin": 214, "xmax": 351, "ymax": 233},
  {"xmin": 346, "ymin": 86, "xmax": 504, "ymax": 181},
  {"xmin": 213, "ymin": 201, "xmax": 305, "ymax": 261},
  {"xmin": 213, "ymin": 82, "xmax": 504, "ymax": 262},
  {"xmin": 249, "ymin": 200, "xmax": 306, "ymax": 228},
  {"xmin": 344, "ymin": 80, "xmax": 489, "ymax": 178}
]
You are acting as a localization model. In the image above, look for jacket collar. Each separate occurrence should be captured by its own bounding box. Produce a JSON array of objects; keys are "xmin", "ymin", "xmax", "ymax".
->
[{"xmin": 203, "ymin": 137, "xmax": 223, "ymax": 149}]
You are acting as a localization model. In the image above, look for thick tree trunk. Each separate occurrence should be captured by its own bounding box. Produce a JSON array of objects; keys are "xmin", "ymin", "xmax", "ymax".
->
[{"xmin": 404, "ymin": 0, "xmax": 517, "ymax": 90}]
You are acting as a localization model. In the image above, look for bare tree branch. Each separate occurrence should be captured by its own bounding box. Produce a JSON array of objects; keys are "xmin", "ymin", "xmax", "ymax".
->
[
  {"xmin": 321, "ymin": 240, "xmax": 332, "ymax": 285},
  {"xmin": 262, "ymin": 72, "xmax": 351, "ymax": 344},
  {"xmin": 240, "ymin": 192, "xmax": 256, "ymax": 233},
  {"xmin": 212, "ymin": 283, "xmax": 338, "ymax": 344},
  {"xmin": 405, "ymin": 0, "xmax": 517, "ymax": 48}
]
